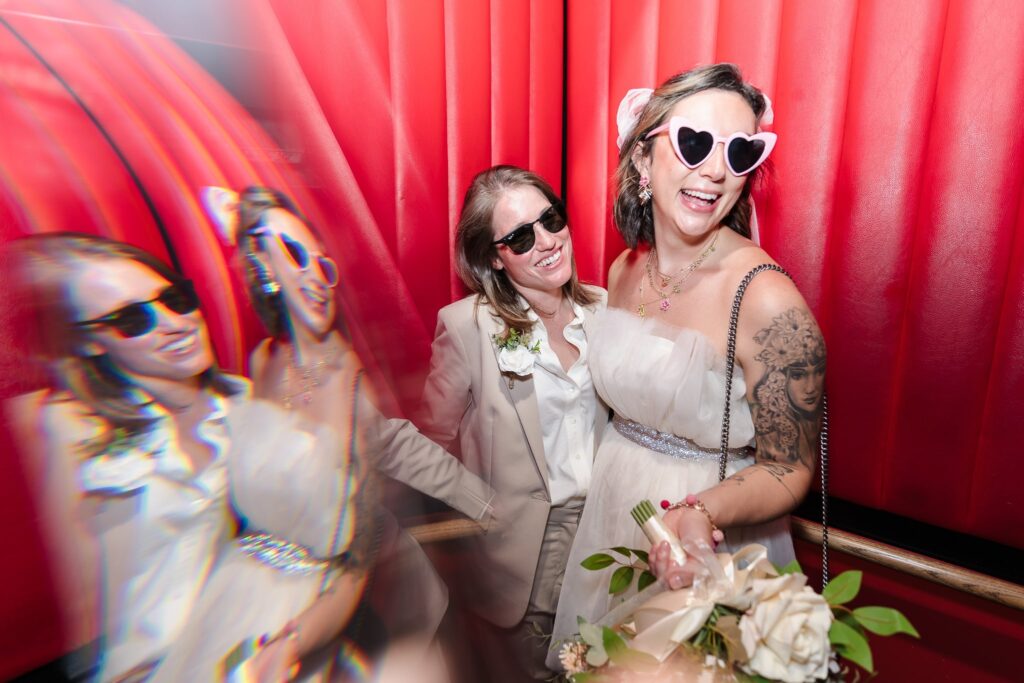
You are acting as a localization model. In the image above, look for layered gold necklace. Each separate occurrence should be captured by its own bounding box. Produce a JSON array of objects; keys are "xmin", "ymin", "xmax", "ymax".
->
[
  {"xmin": 281, "ymin": 345, "xmax": 338, "ymax": 409},
  {"xmin": 636, "ymin": 229, "xmax": 720, "ymax": 319}
]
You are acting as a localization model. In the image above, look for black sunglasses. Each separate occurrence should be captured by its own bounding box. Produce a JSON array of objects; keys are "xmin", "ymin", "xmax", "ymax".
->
[
  {"xmin": 73, "ymin": 280, "xmax": 201, "ymax": 338},
  {"xmin": 492, "ymin": 204, "xmax": 567, "ymax": 255}
]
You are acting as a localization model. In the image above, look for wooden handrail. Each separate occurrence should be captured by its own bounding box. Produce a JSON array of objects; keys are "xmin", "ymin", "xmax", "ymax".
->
[
  {"xmin": 406, "ymin": 514, "xmax": 1024, "ymax": 610},
  {"xmin": 792, "ymin": 517, "xmax": 1024, "ymax": 611},
  {"xmin": 407, "ymin": 516, "xmax": 483, "ymax": 544}
]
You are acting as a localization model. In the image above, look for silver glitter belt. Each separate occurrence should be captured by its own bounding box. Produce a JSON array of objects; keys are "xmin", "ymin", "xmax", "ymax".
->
[
  {"xmin": 237, "ymin": 532, "xmax": 331, "ymax": 575},
  {"xmin": 611, "ymin": 414, "xmax": 754, "ymax": 463}
]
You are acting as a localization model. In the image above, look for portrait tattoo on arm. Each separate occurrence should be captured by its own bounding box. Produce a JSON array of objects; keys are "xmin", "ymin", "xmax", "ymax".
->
[{"xmin": 749, "ymin": 308, "xmax": 826, "ymax": 471}]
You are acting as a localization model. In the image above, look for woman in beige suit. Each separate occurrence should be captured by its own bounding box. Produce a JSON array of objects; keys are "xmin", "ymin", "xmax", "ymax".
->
[{"xmin": 418, "ymin": 165, "xmax": 607, "ymax": 680}]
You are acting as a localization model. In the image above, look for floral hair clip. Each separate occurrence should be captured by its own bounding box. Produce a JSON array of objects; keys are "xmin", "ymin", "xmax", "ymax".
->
[
  {"xmin": 615, "ymin": 88, "xmax": 654, "ymax": 150},
  {"xmin": 201, "ymin": 186, "xmax": 241, "ymax": 246}
]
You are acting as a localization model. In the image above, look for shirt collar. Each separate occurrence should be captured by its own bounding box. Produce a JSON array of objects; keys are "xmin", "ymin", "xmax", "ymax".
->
[{"xmin": 523, "ymin": 297, "xmax": 586, "ymax": 328}]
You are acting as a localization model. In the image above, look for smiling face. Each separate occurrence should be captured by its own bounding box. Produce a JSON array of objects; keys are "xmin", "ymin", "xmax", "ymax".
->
[
  {"xmin": 69, "ymin": 258, "xmax": 214, "ymax": 386},
  {"xmin": 785, "ymin": 361, "xmax": 826, "ymax": 418},
  {"xmin": 490, "ymin": 184, "xmax": 574, "ymax": 299},
  {"xmin": 256, "ymin": 208, "xmax": 336, "ymax": 338},
  {"xmin": 637, "ymin": 89, "xmax": 757, "ymax": 241}
]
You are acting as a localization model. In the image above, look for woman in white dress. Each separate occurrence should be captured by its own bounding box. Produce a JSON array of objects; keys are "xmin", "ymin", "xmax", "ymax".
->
[
  {"xmin": 551, "ymin": 64, "xmax": 826, "ymax": 659},
  {"xmin": 194, "ymin": 187, "xmax": 495, "ymax": 663},
  {"xmin": 8, "ymin": 233, "xmax": 243, "ymax": 682}
]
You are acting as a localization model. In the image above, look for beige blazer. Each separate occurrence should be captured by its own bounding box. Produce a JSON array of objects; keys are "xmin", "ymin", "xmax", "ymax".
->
[{"xmin": 419, "ymin": 288, "xmax": 608, "ymax": 627}]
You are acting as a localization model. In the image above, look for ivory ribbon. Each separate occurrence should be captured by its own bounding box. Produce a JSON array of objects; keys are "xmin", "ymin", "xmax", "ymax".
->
[{"xmin": 625, "ymin": 544, "xmax": 782, "ymax": 661}]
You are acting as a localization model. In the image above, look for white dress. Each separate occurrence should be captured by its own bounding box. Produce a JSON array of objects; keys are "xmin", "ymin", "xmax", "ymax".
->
[
  {"xmin": 550, "ymin": 308, "xmax": 794, "ymax": 654},
  {"xmin": 152, "ymin": 399, "xmax": 367, "ymax": 682}
]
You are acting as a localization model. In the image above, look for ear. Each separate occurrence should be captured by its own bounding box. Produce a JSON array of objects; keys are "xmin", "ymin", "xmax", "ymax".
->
[
  {"xmin": 631, "ymin": 142, "xmax": 651, "ymax": 179},
  {"xmin": 490, "ymin": 253, "xmax": 505, "ymax": 271}
]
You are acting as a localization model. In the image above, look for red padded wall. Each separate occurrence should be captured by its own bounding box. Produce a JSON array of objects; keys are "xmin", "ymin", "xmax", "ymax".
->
[{"xmin": 2, "ymin": 0, "xmax": 1022, "ymax": 678}]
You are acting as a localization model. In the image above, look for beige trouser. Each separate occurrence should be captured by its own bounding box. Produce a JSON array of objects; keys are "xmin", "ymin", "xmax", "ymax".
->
[{"xmin": 512, "ymin": 499, "xmax": 584, "ymax": 680}]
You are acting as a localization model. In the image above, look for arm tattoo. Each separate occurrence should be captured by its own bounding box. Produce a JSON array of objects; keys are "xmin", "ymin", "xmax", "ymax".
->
[{"xmin": 750, "ymin": 307, "xmax": 825, "ymax": 470}]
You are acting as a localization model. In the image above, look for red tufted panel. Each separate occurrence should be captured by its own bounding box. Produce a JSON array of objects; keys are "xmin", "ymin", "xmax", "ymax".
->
[{"xmin": 565, "ymin": 0, "xmax": 1024, "ymax": 548}]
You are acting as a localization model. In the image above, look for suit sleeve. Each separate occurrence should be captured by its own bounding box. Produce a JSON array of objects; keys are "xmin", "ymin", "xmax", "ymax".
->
[{"xmin": 359, "ymin": 312, "xmax": 492, "ymax": 522}]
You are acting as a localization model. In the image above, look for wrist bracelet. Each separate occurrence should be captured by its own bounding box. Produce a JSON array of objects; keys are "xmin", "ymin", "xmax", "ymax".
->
[{"xmin": 660, "ymin": 495, "xmax": 725, "ymax": 543}]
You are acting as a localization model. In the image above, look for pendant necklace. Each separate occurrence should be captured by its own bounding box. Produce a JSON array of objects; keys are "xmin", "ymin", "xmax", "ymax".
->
[{"xmin": 636, "ymin": 229, "xmax": 720, "ymax": 319}]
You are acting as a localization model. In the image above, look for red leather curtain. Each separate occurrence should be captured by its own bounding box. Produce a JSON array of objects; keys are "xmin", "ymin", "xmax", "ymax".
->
[
  {"xmin": 267, "ymin": 0, "xmax": 565, "ymax": 328},
  {"xmin": 0, "ymin": 2, "xmax": 565, "ymax": 674},
  {"xmin": 565, "ymin": 0, "xmax": 1024, "ymax": 549}
]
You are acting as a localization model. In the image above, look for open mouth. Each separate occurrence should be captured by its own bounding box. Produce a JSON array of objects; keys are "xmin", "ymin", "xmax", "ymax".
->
[
  {"xmin": 161, "ymin": 329, "xmax": 197, "ymax": 355},
  {"xmin": 535, "ymin": 248, "xmax": 562, "ymax": 268},
  {"xmin": 680, "ymin": 188, "xmax": 721, "ymax": 207},
  {"xmin": 302, "ymin": 288, "xmax": 329, "ymax": 307}
]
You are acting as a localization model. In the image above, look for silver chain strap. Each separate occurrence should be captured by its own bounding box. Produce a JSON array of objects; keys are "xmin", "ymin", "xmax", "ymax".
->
[{"xmin": 720, "ymin": 264, "xmax": 830, "ymax": 590}]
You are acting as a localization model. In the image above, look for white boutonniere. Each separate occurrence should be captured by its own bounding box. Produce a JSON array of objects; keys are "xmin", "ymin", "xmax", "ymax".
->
[{"xmin": 493, "ymin": 328, "xmax": 541, "ymax": 379}]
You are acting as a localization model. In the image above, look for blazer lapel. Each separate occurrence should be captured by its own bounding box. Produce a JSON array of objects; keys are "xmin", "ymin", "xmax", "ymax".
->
[{"xmin": 482, "ymin": 308, "xmax": 550, "ymax": 493}]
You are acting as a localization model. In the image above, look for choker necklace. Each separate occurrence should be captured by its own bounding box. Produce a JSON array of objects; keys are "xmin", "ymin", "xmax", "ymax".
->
[
  {"xmin": 282, "ymin": 344, "xmax": 337, "ymax": 409},
  {"xmin": 636, "ymin": 229, "xmax": 720, "ymax": 319}
]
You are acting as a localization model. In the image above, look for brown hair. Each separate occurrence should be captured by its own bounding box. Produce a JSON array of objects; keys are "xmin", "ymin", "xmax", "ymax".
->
[
  {"xmin": 454, "ymin": 165, "xmax": 598, "ymax": 332},
  {"xmin": 7, "ymin": 232, "xmax": 238, "ymax": 438},
  {"xmin": 614, "ymin": 63, "xmax": 772, "ymax": 248}
]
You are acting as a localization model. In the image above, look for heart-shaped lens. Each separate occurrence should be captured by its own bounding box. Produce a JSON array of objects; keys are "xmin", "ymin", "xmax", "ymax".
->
[
  {"xmin": 677, "ymin": 127, "xmax": 715, "ymax": 167},
  {"xmin": 280, "ymin": 234, "xmax": 310, "ymax": 269},
  {"xmin": 727, "ymin": 138, "xmax": 766, "ymax": 175},
  {"xmin": 316, "ymin": 257, "xmax": 340, "ymax": 287}
]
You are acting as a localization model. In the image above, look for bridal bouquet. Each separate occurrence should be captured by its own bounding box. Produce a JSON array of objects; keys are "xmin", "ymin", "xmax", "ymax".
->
[{"xmin": 558, "ymin": 503, "xmax": 917, "ymax": 682}]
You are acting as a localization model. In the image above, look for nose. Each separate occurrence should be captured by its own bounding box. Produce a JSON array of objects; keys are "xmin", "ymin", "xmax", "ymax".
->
[
  {"xmin": 699, "ymin": 141, "xmax": 728, "ymax": 181},
  {"xmin": 532, "ymin": 221, "xmax": 558, "ymax": 251}
]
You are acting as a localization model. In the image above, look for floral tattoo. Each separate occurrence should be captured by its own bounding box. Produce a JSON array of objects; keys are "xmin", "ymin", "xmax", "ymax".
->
[{"xmin": 750, "ymin": 308, "xmax": 826, "ymax": 470}]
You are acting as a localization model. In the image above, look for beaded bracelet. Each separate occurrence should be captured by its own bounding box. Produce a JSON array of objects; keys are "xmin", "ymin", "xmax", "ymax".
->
[{"xmin": 660, "ymin": 494, "xmax": 725, "ymax": 543}]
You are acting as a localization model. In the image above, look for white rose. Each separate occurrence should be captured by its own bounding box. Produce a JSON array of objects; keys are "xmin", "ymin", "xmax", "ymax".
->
[
  {"xmin": 739, "ymin": 585, "xmax": 833, "ymax": 683},
  {"xmin": 497, "ymin": 345, "xmax": 536, "ymax": 375}
]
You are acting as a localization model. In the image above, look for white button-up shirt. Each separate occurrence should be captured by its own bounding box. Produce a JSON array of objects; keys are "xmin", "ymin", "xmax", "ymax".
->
[
  {"xmin": 528, "ymin": 302, "xmax": 597, "ymax": 506},
  {"xmin": 80, "ymin": 391, "xmax": 235, "ymax": 681}
]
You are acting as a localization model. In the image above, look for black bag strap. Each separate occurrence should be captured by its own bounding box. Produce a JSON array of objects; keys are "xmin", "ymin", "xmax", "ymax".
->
[{"xmin": 719, "ymin": 264, "xmax": 831, "ymax": 587}]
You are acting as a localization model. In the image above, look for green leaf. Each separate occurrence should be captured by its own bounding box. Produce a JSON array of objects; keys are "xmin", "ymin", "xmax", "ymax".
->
[
  {"xmin": 608, "ymin": 646, "xmax": 659, "ymax": 672},
  {"xmin": 632, "ymin": 549, "xmax": 649, "ymax": 565},
  {"xmin": 638, "ymin": 570, "xmax": 657, "ymax": 592},
  {"xmin": 777, "ymin": 559, "xmax": 802, "ymax": 575},
  {"xmin": 601, "ymin": 627, "xmax": 628, "ymax": 657},
  {"xmin": 853, "ymin": 606, "xmax": 920, "ymax": 638},
  {"xmin": 830, "ymin": 618, "xmax": 874, "ymax": 673},
  {"xmin": 835, "ymin": 610, "xmax": 866, "ymax": 637},
  {"xmin": 584, "ymin": 645, "xmax": 608, "ymax": 667},
  {"xmin": 609, "ymin": 566, "xmax": 635, "ymax": 595},
  {"xmin": 579, "ymin": 621, "xmax": 604, "ymax": 648},
  {"xmin": 581, "ymin": 553, "xmax": 616, "ymax": 570},
  {"xmin": 822, "ymin": 570, "xmax": 862, "ymax": 606},
  {"xmin": 610, "ymin": 546, "xmax": 632, "ymax": 559}
]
